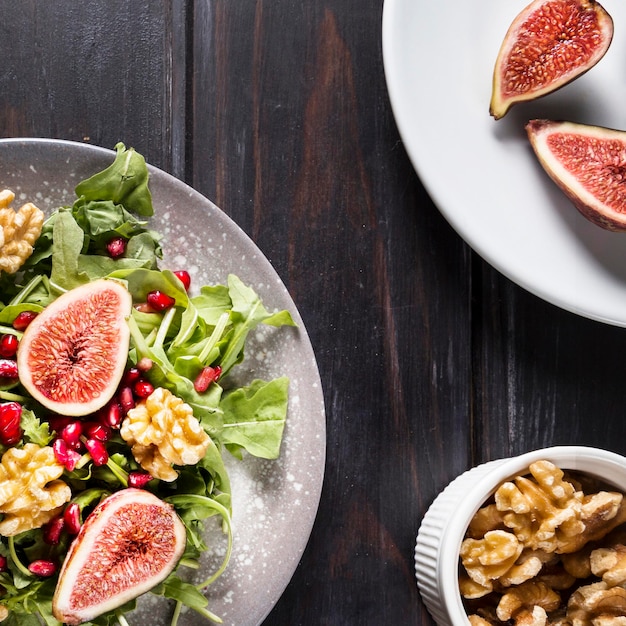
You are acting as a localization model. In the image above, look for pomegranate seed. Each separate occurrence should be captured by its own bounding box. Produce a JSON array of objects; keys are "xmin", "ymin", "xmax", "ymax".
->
[
  {"xmin": 0, "ymin": 402, "xmax": 22, "ymax": 446},
  {"xmin": 194, "ymin": 365, "xmax": 222, "ymax": 393},
  {"xmin": 118, "ymin": 387, "xmax": 135, "ymax": 414},
  {"xmin": 42, "ymin": 516, "xmax": 65, "ymax": 545},
  {"xmin": 28, "ymin": 560, "xmax": 57, "ymax": 577},
  {"xmin": 173, "ymin": 270, "xmax": 191, "ymax": 291},
  {"xmin": 63, "ymin": 502, "xmax": 82, "ymax": 535},
  {"xmin": 61, "ymin": 422, "xmax": 83, "ymax": 450},
  {"xmin": 52, "ymin": 438, "xmax": 82, "ymax": 471},
  {"xmin": 0, "ymin": 334, "xmax": 18, "ymax": 358},
  {"xmin": 0, "ymin": 359, "xmax": 18, "ymax": 379},
  {"xmin": 128, "ymin": 471, "xmax": 153, "ymax": 488},
  {"xmin": 12, "ymin": 310, "xmax": 37, "ymax": 331},
  {"xmin": 146, "ymin": 290, "xmax": 175, "ymax": 311},
  {"xmin": 84, "ymin": 421, "xmax": 111, "ymax": 442},
  {"xmin": 137, "ymin": 357, "xmax": 153, "ymax": 372},
  {"xmin": 106, "ymin": 236, "xmax": 126, "ymax": 258},
  {"xmin": 133, "ymin": 379, "xmax": 154, "ymax": 398},
  {"xmin": 0, "ymin": 555, "xmax": 7, "ymax": 572},
  {"xmin": 85, "ymin": 438, "xmax": 108, "ymax": 466},
  {"xmin": 122, "ymin": 367, "xmax": 141, "ymax": 385},
  {"xmin": 99, "ymin": 398, "xmax": 124, "ymax": 428}
]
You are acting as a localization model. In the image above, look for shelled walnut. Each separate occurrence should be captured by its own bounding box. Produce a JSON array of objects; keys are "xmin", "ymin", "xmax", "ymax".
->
[
  {"xmin": 0, "ymin": 189, "xmax": 43, "ymax": 274},
  {"xmin": 120, "ymin": 386, "xmax": 212, "ymax": 482},
  {"xmin": 460, "ymin": 460, "xmax": 626, "ymax": 625}
]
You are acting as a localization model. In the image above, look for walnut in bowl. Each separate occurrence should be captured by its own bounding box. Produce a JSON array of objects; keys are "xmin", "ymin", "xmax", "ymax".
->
[{"xmin": 415, "ymin": 447, "xmax": 626, "ymax": 626}]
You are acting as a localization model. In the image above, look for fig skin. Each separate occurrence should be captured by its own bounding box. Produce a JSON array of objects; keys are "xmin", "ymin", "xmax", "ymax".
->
[
  {"xmin": 17, "ymin": 278, "xmax": 132, "ymax": 416},
  {"xmin": 490, "ymin": 0, "xmax": 614, "ymax": 120},
  {"xmin": 52, "ymin": 488, "xmax": 187, "ymax": 625},
  {"xmin": 526, "ymin": 119, "xmax": 626, "ymax": 231}
]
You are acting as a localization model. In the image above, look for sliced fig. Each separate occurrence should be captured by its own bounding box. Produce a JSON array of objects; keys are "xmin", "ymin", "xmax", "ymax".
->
[
  {"xmin": 52, "ymin": 488, "xmax": 187, "ymax": 625},
  {"xmin": 526, "ymin": 119, "xmax": 626, "ymax": 231},
  {"xmin": 17, "ymin": 279, "xmax": 132, "ymax": 416},
  {"xmin": 490, "ymin": 0, "xmax": 613, "ymax": 120}
]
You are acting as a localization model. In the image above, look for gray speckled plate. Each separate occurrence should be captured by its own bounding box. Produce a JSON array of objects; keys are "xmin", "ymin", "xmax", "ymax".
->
[{"xmin": 0, "ymin": 138, "xmax": 326, "ymax": 626}]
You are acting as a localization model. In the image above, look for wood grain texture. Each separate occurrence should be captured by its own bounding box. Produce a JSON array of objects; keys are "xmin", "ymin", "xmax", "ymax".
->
[{"xmin": 4, "ymin": 1, "xmax": 626, "ymax": 625}]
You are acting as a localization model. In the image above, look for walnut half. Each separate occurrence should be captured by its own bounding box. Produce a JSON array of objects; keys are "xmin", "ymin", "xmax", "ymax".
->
[{"xmin": 0, "ymin": 189, "xmax": 44, "ymax": 274}]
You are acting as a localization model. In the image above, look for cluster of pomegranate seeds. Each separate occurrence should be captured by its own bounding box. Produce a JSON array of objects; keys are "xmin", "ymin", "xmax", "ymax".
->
[
  {"xmin": 0, "ymin": 402, "xmax": 23, "ymax": 446},
  {"xmin": 0, "ymin": 314, "xmax": 34, "ymax": 391},
  {"xmin": 43, "ymin": 502, "xmax": 82, "ymax": 546},
  {"xmin": 50, "ymin": 364, "xmax": 155, "ymax": 484}
]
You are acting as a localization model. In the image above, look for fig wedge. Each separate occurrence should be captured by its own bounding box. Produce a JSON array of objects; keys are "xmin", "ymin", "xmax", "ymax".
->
[
  {"xmin": 52, "ymin": 488, "xmax": 187, "ymax": 625},
  {"xmin": 491, "ymin": 0, "xmax": 613, "ymax": 120},
  {"xmin": 17, "ymin": 278, "xmax": 132, "ymax": 416},
  {"xmin": 526, "ymin": 119, "xmax": 626, "ymax": 231}
]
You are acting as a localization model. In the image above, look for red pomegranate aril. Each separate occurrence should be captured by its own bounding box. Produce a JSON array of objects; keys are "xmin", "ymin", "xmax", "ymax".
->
[
  {"xmin": 134, "ymin": 379, "xmax": 154, "ymax": 398},
  {"xmin": 12, "ymin": 310, "xmax": 37, "ymax": 331},
  {"xmin": 106, "ymin": 236, "xmax": 126, "ymax": 258},
  {"xmin": 0, "ymin": 402, "xmax": 23, "ymax": 446},
  {"xmin": 0, "ymin": 359, "xmax": 18, "ymax": 379},
  {"xmin": 61, "ymin": 421, "xmax": 83, "ymax": 449},
  {"xmin": 0, "ymin": 555, "xmax": 7, "ymax": 572},
  {"xmin": 173, "ymin": 270, "xmax": 191, "ymax": 291},
  {"xmin": 0, "ymin": 334, "xmax": 18, "ymax": 358},
  {"xmin": 85, "ymin": 438, "xmax": 108, "ymax": 466},
  {"xmin": 43, "ymin": 516, "xmax": 65, "ymax": 545},
  {"xmin": 137, "ymin": 357, "xmax": 153, "ymax": 372},
  {"xmin": 52, "ymin": 438, "xmax": 82, "ymax": 471},
  {"xmin": 118, "ymin": 387, "xmax": 135, "ymax": 414},
  {"xmin": 63, "ymin": 502, "xmax": 82, "ymax": 535},
  {"xmin": 146, "ymin": 290, "xmax": 176, "ymax": 311},
  {"xmin": 29, "ymin": 560, "xmax": 57, "ymax": 577},
  {"xmin": 128, "ymin": 471, "xmax": 153, "ymax": 488},
  {"xmin": 100, "ymin": 398, "xmax": 124, "ymax": 428},
  {"xmin": 122, "ymin": 367, "xmax": 141, "ymax": 385},
  {"xmin": 194, "ymin": 365, "xmax": 222, "ymax": 393},
  {"xmin": 84, "ymin": 421, "xmax": 111, "ymax": 442}
]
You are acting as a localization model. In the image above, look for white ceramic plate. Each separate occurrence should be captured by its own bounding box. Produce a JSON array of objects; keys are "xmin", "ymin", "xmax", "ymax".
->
[
  {"xmin": 0, "ymin": 138, "xmax": 326, "ymax": 626},
  {"xmin": 383, "ymin": 0, "xmax": 626, "ymax": 326}
]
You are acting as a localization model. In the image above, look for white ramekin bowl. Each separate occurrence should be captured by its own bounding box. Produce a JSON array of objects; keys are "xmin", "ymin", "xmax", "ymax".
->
[{"xmin": 414, "ymin": 446, "xmax": 626, "ymax": 625}]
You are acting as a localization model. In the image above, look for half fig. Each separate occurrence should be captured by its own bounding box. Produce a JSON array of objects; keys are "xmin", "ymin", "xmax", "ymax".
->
[
  {"xmin": 526, "ymin": 119, "xmax": 626, "ymax": 231},
  {"xmin": 490, "ymin": 0, "xmax": 613, "ymax": 120},
  {"xmin": 17, "ymin": 279, "xmax": 132, "ymax": 416},
  {"xmin": 52, "ymin": 488, "xmax": 187, "ymax": 625}
]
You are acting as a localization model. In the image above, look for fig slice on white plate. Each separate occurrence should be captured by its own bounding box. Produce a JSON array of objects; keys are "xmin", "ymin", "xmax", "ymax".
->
[
  {"xmin": 526, "ymin": 119, "xmax": 626, "ymax": 231},
  {"xmin": 52, "ymin": 488, "xmax": 187, "ymax": 625},
  {"xmin": 17, "ymin": 278, "xmax": 132, "ymax": 416},
  {"xmin": 490, "ymin": 0, "xmax": 614, "ymax": 120}
]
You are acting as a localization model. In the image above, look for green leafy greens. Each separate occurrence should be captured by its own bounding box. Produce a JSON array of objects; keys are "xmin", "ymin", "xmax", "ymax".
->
[{"xmin": 0, "ymin": 143, "xmax": 295, "ymax": 625}]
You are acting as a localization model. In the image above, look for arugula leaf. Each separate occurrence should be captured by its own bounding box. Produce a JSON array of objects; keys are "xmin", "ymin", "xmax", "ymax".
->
[
  {"xmin": 220, "ymin": 377, "xmax": 289, "ymax": 459},
  {"xmin": 49, "ymin": 209, "xmax": 89, "ymax": 291},
  {"xmin": 75, "ymin": 142, "xmax": 153, "ymax": 216},
  {"xmin": 20, "ymin": 409, "xmax": 53, "ymax": 446}
]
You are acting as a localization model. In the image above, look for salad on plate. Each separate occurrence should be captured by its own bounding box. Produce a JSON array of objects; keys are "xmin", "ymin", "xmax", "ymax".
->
[{"xmin": 0, "ymin": 143, "xmax": 295, "ymax": 626}]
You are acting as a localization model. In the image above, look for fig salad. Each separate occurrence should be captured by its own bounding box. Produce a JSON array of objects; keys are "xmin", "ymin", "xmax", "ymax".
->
[{"xmin": 0, "ymin": 143, "xmax": 295, "ymax": 626}]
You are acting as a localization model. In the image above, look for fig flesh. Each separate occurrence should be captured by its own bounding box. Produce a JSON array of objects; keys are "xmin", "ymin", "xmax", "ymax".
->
[
  {"xmin": 17, "ymin": 279, "xmax": 132, "ymax": 416},
  {"xmin": 52, "ymin": 488, "xmax": 187, "ymax": 625},
  {"xmin": 490, "ymin": 0, "xmax": 613, "ymax": 120},
  {"xmin": 526, "ymin": 119, "xmax": 626, "ymax": 231}
]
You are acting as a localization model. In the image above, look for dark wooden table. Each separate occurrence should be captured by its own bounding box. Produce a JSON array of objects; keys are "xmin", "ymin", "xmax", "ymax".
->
[{"xmin": 3, "ymin": 2, "xmax": 626, "ymax": 625}]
